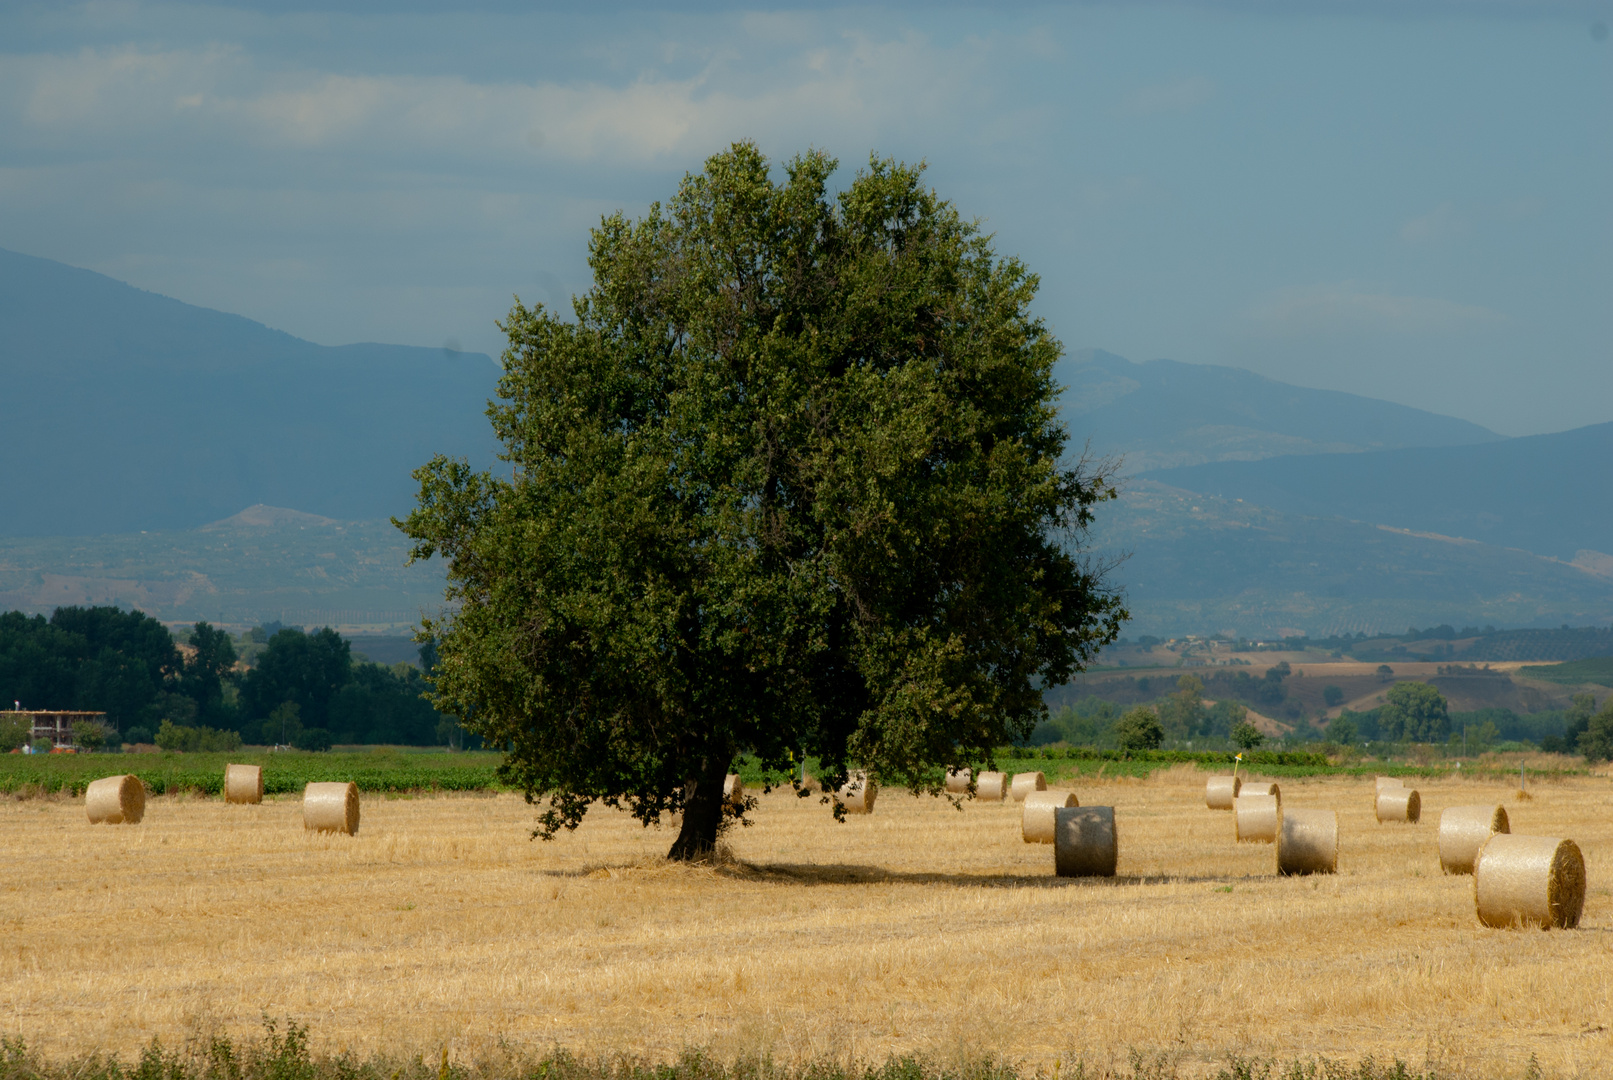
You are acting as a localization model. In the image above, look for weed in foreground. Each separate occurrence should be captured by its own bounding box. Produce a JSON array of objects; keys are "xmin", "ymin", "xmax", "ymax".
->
[{"xmin": 0, "ymin": 1024, "xmax": 1559, "ymax": 1080}]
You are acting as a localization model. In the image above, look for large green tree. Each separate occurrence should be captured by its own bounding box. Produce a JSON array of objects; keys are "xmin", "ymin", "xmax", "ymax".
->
[{"xmin": 399, "ymin": 143, "xmax": 1125, "ymax": 860}]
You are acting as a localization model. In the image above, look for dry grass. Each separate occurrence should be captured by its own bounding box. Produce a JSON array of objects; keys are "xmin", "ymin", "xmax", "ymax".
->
[{"xmin": 3, "ymin": 768, "xmax": 1611, "ymax": 1076}]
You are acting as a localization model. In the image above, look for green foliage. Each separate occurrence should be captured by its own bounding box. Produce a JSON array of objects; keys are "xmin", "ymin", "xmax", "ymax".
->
[
  {"xmin": 0, "ymin": 606, "xmax": 181, "ymax": 729},
  {"xmin": 0, "ymin": 1019, "xmax": 1452, "ymax": 1080},
  {"xmin": 292, "ymin": 727, "xmax": 332, "ymax": 752},
  {"xmin": 1327, "ymin": 715, "xmax": 1357, "ymax": 745},
  {"xmin": 1114, "ymin": 707, "xmax": 1164, "ymax": 750},
  {"xmin": 1581, "ymin": 700, "xmax": 1613, "ymax": 763},
  {"xmin": 154, "ymin": 719, "xmax": 243, "ymax": 753},
  {"xmin": 398, "ymin": 143, "xmax": 1124, "ymax": 858},
  {"xmin": 1564, "ymin": 692, "xmax": 1595, "ymax": 751},
  {"xmin": 0, "ymin": 713, "xmax": 29, "ymax": 752},
  {"xmin": 71, "ymin": 718, "xmax": 109, "ymax": 751},
  {"xmin": 1157, "ymin": 674, "xmax": 1204, "ymax": 739},
  {"xmin": 1322, "ymin": 684, "xmax": 1345, "ymax": 707},
  {"xmin": 0, "ymin": 750, "xmax": 504, "ymax": 796},
  {"xmin": 1376, "ymin": 681, "xmax": 1449, "ymax": 742},
  {"xmin": 240, "ymin": 628, "xmax": 352, "ymax": 733},
  {"xmin": 1230, "ymin": 721, "xmax": 1265, "ymax": 750},
  {"xmin": 1518, "ymin": 656, "xmax": 1613, "ymax": 687},
  {"xmin": 181, "ymin": 621, "xmax": 238, "ymax": 728}
]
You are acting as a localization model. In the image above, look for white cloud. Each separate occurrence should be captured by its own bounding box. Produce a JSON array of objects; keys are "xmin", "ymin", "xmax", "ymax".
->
[
  {"xmin": 1, "ymin": 31, "xmax": 974, "ymax": 169},
  {"xmin": 1122, "ymin": 76, "xmax": 1214, "ymax": 115},
  {"xmin": 1246, "ymin": 283, "xmax": 1504, "ymax": 337}
]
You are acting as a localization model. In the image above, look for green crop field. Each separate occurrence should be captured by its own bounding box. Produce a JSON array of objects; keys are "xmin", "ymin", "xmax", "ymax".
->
[
  {"xmin": 0, "ymin": 749, "xmax": 505, "ymax": 796},
  {"xmin": 1519, "ymin": 656, "xmax": 1613, "ymax": 687}
]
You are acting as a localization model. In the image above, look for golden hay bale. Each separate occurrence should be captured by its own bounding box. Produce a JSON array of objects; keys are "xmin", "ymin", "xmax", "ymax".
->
[
  {"xmin": 835, "ymin": 772, "xmax": 877, "ymax": 814},
  {"xmin": 85, "ymin": 775, "xmax": 145, "ymax": 825},
  {"xmin": 1241, "ymin": 781, "xmax": 1280, "ymax": 803},
  {"xmin": 945, "ymin": 768, "xmax": 972, "ymax": 795},
  {"xmin": 1375, "ymin": 787, "xmax": 1421, "ymax": 824},
  {"xmin": 1204, "ymin": 774, "xmax": 1241, "ymax": 810},
  {"xmin": 1375, "ymin": 775, "xmax": 1403, "ymax": 793},
  {"xmin": 1010, "ymin": 771, "xmax": 1047, "ymax": 802},
  {"xmin": 1234, "ymin": 793, "xmax": 1280, "ymax": 844},
  {"xmin": 224, "ymin": 763, "xmax": 263, "ymax": 805},
  {"xmin": 1438, "ymin": 805, "xmax": 1509, "ymax": 875},
  {"xmin": 1473, "ymin": 834, "xmax": 1585, "ymax": 929},
  {"xmin": 303, "ymin": 781, "xmax": 360, "ymax": 835},
  {"xmin": 1053, "ymin": 805, "xmax": 1117, "ymax": 877},
  {"xmin": 723, "ymin": 774, "xmax": 744, "ymax": 806},
  {"xmin": 975, "ymin": 771, "xmax": 1009, "ymax": 801},
  {"xmin": 1277, "ymin": 808, "xmax": 1338, "ymax": 875},
  {"xmin": 1021, "ymin": 789, "xmax": 1079, "ymax": 844}
]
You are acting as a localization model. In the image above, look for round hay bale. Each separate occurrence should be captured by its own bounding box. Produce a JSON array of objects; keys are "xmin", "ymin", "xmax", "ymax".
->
[
  {"xmin": 224, "ymin": 763, "xmax": 263, "ymax": 805},
  {"xmin": 1234, "ymin": 793, "xmax": 1280, "ymax": 844},
  {"xmin": 1474, "ymin": 834, "xmax": 1585, "ymax": 929},
  {"xmin": 1241, "ymin": 781, "xmax": 1280, "ymax": 803},
  {"xmin": 945, "ymin": 768, "xmax": 972, "ymax": 795},
  {"xmin": 1375, "ymin": 776, "xmax": 1403, "ymax": 793},
  {"xmin": 1022, "ymin": 789, "xmax": 1079, "ymax": 843},
  {"xmin": 1375, "ymin": 787, "xmax": 1421, "ymax": 824},
  {"xmin": 836, "ymin": 772, "xmax": 877, "ymax": 814},
  {"xmin": 85, "ymin": 774, "xmax": 145, "ymax": 825},
  {"xmin": 1438, "ymin": 805, "xmax": 1509, "ymax": 875},
  {"xmin": 723, "ymin": 773, "xmax": 744, "ymax": 806},
  {"xmin": 975, "ymin": 771, "xmax": 1009, "ymax": 801},
  {"xmin": 303, "ymin": 781, "xmax": 360, "ymax": 835},
  {"xmin": 1010, "ymin": 771, "xmax": 1047, "ymax": 802},
  {"xmin": 1053, "ymin": 806, "xmax": 1117, "ymax": 877},
  {"xmin": 1204, "ymin": 774, "xmax": 1241, "ymax": 810},
  {"xmin": 1277, "ymin": 808, "xmax": 1338, "ymax": 875}
]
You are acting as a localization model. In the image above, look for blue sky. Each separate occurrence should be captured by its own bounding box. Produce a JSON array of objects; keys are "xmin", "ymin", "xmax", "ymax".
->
[{"xmin": 2, "ymin": 1, "xmax": 1609, "ymax": 437}]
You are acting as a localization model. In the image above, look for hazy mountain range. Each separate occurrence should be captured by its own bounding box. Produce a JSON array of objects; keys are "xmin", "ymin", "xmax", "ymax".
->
[
  {"xmin": 0, "ymin": 247, "xmax": 501, "ymax": 537},
  {"xmin": 2, "ymin": 246, "xmax": 1609, "ymax": 637},
  {"xmin": 1055, "ymin": 348, "xmax": 1501, "ymax": 471}
]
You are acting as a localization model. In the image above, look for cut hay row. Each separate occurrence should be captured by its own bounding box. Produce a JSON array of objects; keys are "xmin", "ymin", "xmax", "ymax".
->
[
  {"xmin": 1204, "ymin": 775, "xmax": 1240, "ymax": 810},
  {"xmin": 84, "ymin": 775, "xmax": 144, "ymax": 825},
  {"xmin": 85, "ymin": 766, "xmax": 360, "ymax": 836},
  {"xmin": 1473, "ymin": 833, "xmax": 1585, "ymax": 929},
  {"xmin": 1053, "ymin": 805, "xmax": 1116, "ymax": 877},
  {"xmin": 1375, "ymin": 786, "xmax": 1421, "ymax": 824},
  {"xmin": 835, "ymin": 773, "xmax": 876, "ymax": 814},
  {"xmin": 1020, "ymin": 789, "xmax": 1078, "ymax": 843},
  {"xmin": 1438, "ymin": 805, "xmax": 1508, "ymax": 875},
  {"xmin": 83, "ymin": 760, "xmax": 1591, "ymax": 936},
  {"xmin": 1233, "ymin": 793, "xmax": 1279, "ymax": 844},
  {"xmin": 1009, "ymin": 771, "xmax": 1046, "ymax": 802}
]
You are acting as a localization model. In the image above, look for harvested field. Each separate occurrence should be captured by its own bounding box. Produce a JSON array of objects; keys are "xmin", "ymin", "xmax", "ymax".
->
[{"xmin": 3, "ymin": 768, "xmax": 1612, "ymax": 1076}]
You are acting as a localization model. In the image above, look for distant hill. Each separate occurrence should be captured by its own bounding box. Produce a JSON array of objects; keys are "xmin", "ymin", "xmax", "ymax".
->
[
  {"xmin": 1085, "ymin": 480, "xmax": 1613, "ymax": 639},
  {"xmin": 1057, "ymin": 349, "xmax": 1501, "ymax": 471},
  {"xmin": 0, "ymin": 508, "xmax": 444, "ymax": 631},
  {"xmin": 1141, "ymin": 422, "xmax": 1613, "ymax": 562},
  {"xmin": 0, "ymin": 247, "xmax": 503, "ymax": 536}
]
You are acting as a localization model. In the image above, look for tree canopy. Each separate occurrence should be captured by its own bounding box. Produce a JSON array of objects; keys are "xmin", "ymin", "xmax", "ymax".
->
[
  {"xmin": 399, "ymin": 143, "xmax": 1125, "ymax": 859},
  {"xmin": 1378, "ymin": 681, "xmax": 1450, "ymax": 742}
]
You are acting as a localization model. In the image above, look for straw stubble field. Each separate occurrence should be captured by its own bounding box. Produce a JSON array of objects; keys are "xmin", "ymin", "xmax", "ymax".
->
[{"xmin": 3, "ymin": 767, "xmax": 1612, "ymax": 1076}]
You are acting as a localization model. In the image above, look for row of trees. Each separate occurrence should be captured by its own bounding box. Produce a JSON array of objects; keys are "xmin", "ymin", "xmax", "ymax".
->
[{"xmin": 0, "ymin": 606, "xmax": 456, "ymax": 748}]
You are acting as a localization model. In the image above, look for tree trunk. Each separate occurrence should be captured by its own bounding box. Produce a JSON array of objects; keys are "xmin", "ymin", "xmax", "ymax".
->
[{"xmin": 667, "ymin": 747, "xmax": 734, "ymax": 861}]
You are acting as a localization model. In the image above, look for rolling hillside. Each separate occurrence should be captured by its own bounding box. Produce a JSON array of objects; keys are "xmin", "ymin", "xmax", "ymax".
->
[
  {"xmin": 1056, "ymin": 349, "xmax": 1500, "ymax": 471},
  {"xmin": 0, "ymin": 247, "xmax": 502, "ymax": 536},
  {"xmin": 1085, "ymin": 481, "xmax": 1613, "ymax": 639},
  {"xmin": 1142, "ymin": 422, "xmax": 1613, "ymax": 562}
]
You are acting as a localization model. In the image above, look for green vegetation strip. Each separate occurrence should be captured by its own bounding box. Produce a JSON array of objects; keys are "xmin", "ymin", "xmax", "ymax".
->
[
  {"xmin": 1519, "ymin": 656, "xmax": 1613, "ymax": 687},
  {"xmin": 0, "ymin": 750, "xmax": 505, "ymax": 797},
  {"xmin": 0, "ymin": 1018, "xmax": 1453, "ymax": 1080}
]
